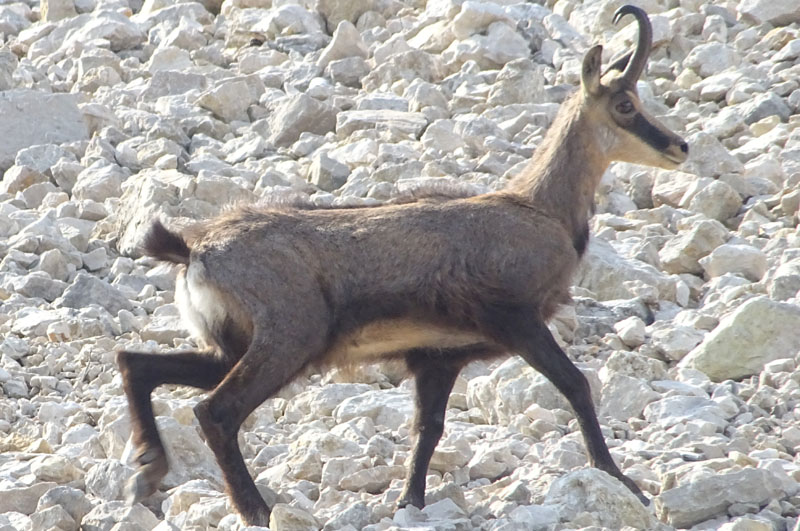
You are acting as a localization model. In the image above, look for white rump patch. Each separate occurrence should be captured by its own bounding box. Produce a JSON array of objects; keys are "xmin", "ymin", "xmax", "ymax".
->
[{"xmin": 175, "ymin": 262, "xmax": 227, "ymax": 345}]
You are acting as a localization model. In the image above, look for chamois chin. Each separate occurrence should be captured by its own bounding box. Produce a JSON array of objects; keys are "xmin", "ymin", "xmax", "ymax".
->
[{"xmin": 117, "ymin": 5, "xmax": 687, "ymax": 526}]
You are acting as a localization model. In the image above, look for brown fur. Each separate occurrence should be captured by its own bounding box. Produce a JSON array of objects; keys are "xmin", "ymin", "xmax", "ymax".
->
[{"xmin": 117, "ymin": 6, "xmax": 688, "ymax": 526}]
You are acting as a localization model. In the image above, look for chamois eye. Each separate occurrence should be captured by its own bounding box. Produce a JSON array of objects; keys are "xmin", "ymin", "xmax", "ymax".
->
[{"xmin": 616, "ymin": 101, "xmax": 634, "ymax": 114}]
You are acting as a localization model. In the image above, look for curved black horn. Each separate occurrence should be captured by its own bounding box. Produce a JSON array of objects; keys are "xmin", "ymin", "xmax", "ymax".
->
[{"xmin": 613, "ymin": 5, "xmax": 652, "ymax": 86}]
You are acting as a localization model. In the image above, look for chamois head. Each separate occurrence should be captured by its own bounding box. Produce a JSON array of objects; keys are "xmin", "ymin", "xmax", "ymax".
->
[{"xmin": 580, "ymin": 5, "xmax": 688, "ymax": 169}]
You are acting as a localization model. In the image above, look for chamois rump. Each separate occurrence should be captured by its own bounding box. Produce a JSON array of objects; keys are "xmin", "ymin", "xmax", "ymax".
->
[{"xmin": 117, "ymin": 5, "xmax": 688, "ymax": 526}]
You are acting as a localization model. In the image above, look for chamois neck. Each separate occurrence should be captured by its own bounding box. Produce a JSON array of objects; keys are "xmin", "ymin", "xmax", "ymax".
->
[{"xmin": 505, "ymin": 92, "xmax": 612, "ymax": 250}]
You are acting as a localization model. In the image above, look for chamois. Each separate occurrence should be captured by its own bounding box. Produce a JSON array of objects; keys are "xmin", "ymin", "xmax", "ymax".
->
[{"xmin": 117, "ymin": 5, "xmax": 688, "ymax": 526}]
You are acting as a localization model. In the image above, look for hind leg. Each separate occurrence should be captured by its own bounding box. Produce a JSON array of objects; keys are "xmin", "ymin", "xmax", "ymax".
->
[
  {"xmin": 397, "ymin": 350, "xmax": 461, "ymax": 509},
  {"xmin": 117, "ymin": 349, "xmax": 231, "ymax": 504},
  {"xmin": 193, "ymin": 336, "xmax": 321, "ymax": 526}
]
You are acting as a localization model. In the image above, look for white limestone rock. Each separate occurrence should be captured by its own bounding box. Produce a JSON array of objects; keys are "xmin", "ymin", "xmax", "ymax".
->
[
  {"xmin": 680, "ymin": 296, "xmax": 800, "ymax": 381},
  {"xmin": 659, "ymin": 219, "xmax": 729, "ymax": 275},
  {"xmin": 336, "ymin": 110, "xmax": 428, "ymax": 139},
  {"xmin": 317, "ymin": 20, "xmax": 368, "ymax": 68},
  {"xmin": 0, "ymin": 90, "xmax": 88, "ymax": 171},
  {"xmin": 196, "ymin": 79, "xmax": 256, "ymax": 123},
  {"xmin": 613, "ymin": 316, "xmax": 646, "ymax": 348},
  {"xmin": 738, "ymin": 0, "xmax": 800, "ymax": 26},
  {"xmin": 316, "ymin": 0, "xmax": 374, "ymax": 32},
  {"xmin": 600, "ymin": 373, "xmax": 660, "ymax": 421},
  {"xmin": 688, "ymin": 180, "xmax": 742, "ymax": 222},
  {"xmin": 269, "ymin": 94, "xmax": 337, "ymax": 147},
  {"xmin": 81, "ymin": 501, "xmax": 160, "ymax": 531},
  {"xmin": 54, "ymin": 272, "xmax": 134, "ymax": 315},
  {"xmin": 544, "ymin": 469, "xmax": 656, "ymax": 530},
  {"xmin": 644, "ymin": 395, "xmax": 731, "ymax": 430},
  {"xmin": 768, "ymin": 258, "xmax": 800, "ymax": 301},
  {"xmin": 269, "ymin": 503, "xmax": 319, "ymax": 531},
  {"xmin": 699, "ymin": 243, "xmax": 768, "ymax": 282},
  {"xmin": 333, "ymin": 389, "xmax": 414, "ymax": 430},
  {"xmin": 576, "ymin": 238, "xmax": 677, "ymax": 302},
  {"xmin": 656, "ymin": 468, "xmax": 787, "ymax": 528}
]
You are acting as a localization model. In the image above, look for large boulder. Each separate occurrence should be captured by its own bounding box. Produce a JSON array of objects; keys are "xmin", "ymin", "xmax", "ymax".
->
[
  {"xmin": 679, "ymin": 297, "xmax": 800, "ymax": 381},
  {"xmin": 0, "ymin": 90, "xmax": 88, "ymax": 171}
]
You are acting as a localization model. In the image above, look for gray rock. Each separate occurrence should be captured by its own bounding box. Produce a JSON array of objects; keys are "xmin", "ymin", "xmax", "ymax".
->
[
  {"xmin": 269, "ymin": 94, "xmax": 337, "ymax": 147},
  {"xmin": 54, "ymin": 272, "xmax": 133, "ymax": 315},
  {"xmin": 85, "ymin": 460, "xmax": 134, "ymax": 501},
  {"xmin": 196, "ymin": 79, "xmax": 255, "ymax": 123},
  {"xmin": 688, "ymin": 180, "xmax": 742, "ymax": 222},
  {"xmin": 656, "ymin": 468, "xmax": 786, "ymax": 528},
  {"xmin": 0, "ymin": 90, "xmax": 88, "ymax": 171},
  {"xmin": 659, "ymin": 219, "xmax": 728, "ymax": 275},
  {"xmin": 738, "ymin": 0, "xmax": 800, "ymax": 25},
  {"xmin": 644, "ymin": 395, "xmax": 731, "ymax": 430},
  {"xmin": 340, "ymin": 465, "xmax": 405, "ymax": 493},
  {"xmin": 680, "ymin": 296, "xmax": 800, "ymax": 381},
  {"xmin": 452, "ymin": 1, "xmax": 514, "ymax": 39},
  {"xmin": 15, "ymin": 144, "xmax": 74, "ymax": 175},
  {"xmin": 699, "ymin": 243, "xmax": 768, "ymax": 282},
  {"xmin": 336, "ymin": 110, "xmax": 428, "ymax": 139},
  {"xmin": 0, "ymin": 482, "xmax": 58, "ymax": 515},
  {"xmin": 112, "ymin": 169, "xmax": 197, "ymax": 257},
  {"xmin": 768, "ymin": 258, "xmax": 800, "ymax": 300},
  {"xmin": 0, "ymin": 165, "xmax": 49, "ymax": 195},
  {"xmin": 269, "ymin": 504, "xmax": 318, "ymax": 531},
  {"xmin": 72, "ymin": 162, "xmax": 126, "ymax": 202},
  {"xmin": 317, "ymin": 0, "xmax": 374, "ymax": 32},
  {"xmin": 362, "ymin": 50, "xmax": 446, "ymax": 92},
  {"xmin": 8, "ymin": 271, "xmax": 67, "ymax": 302},
  {"xmin": 142, "ymin": 70, "xmax": 209, "ymax": 101},
  {"xmin": 156, "ymin": 416, "xmax": 224, "ymax": 489},
  {"xmin": 63, "ymin": 10, "xmax": 146, "ymax": 52},
  {"xmin": 0, "ymin": 47, "xmax": 16, "ymax": 90},
  {"xmin": 309, "ymin": 152, "xmax": 350, "ymax": 192},
  {"xmin": 81, "ymin": 501, "xmax": 160, "ymax": 531},
  {"xmin": 651, "ymin": 325, "xmax": 705, "ymax": 361},
  {"xmin": 681, "ymin": 132, "xmax": 744, "ymax": 177},
  {"xmin": 600, "ymin": 373, "xmax": 660, "ymax": 421},
  {"xmin": 683, "ymin": 42, "xmax": 739, "ymax": 78},
  {"xmin": 28, "ymin": 505, "xmax": 76, "ymax": 531},
  {"xmin": 576, "ymin": 238, "xmax": 676, "ymax": 302},
  {"xmin": 333, "ymin": 389, "xmax": 414, "ymax": 430},
  {"xmin": 613, "ymin": 316, "xmax": 646, "ymax": 348},
  {"xmin": 317, "ymin": 20, "xmax": 368, "ymax": 68},
  {"xmin": 328, "ymin": 56, "xmax": 371, "ymax": 87},
  {"xmin": 739, "ymin": 92, "xmax": 792, "ymax": 125},
  {"xmin": 544, "ymin": 469, "xmax": 655, "ymax": 529},
  {"xmin": 322, "ymin": 501, "xmax": 372, "ymax": 531}
]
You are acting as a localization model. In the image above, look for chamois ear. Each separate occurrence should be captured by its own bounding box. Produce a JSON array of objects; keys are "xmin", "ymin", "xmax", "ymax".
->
[{"xmin": 581, "ymin": 45, "xmax": 603, "ymax": 96}]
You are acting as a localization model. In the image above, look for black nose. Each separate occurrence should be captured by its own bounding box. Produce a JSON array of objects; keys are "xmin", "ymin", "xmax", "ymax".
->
[{"xmin": 679, "ymin": 141, "xmax": 688, "ymax": 154}]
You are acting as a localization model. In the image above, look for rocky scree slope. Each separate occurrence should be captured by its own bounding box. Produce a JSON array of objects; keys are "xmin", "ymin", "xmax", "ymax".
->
[{"xmin": 0, "ymin": 0, "xmax": 800, "ymax": 530}]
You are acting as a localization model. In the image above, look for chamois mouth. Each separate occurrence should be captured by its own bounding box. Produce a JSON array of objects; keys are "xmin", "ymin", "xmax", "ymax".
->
[
  {"xmin": 663, "ymin": 141, "xmax": 689, "ymax": 166},
  {"xmin": 664, "ymin": 152, "xmax": 687, "ymax": 165}
]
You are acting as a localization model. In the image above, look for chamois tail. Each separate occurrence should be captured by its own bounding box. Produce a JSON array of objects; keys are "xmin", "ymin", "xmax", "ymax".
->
[{"xmin": 142, "ymin": 219, "xmax": 191, "ymax": 265}]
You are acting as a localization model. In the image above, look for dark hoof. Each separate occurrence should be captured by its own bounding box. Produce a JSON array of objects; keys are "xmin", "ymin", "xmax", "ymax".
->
[
  {"xmin": 396, "ymin": 495, "xmax": 424, "ymax": 510},
  {"xmin": 240, "ymin": 508, "xmax": 271, "ymax": 527},
  {"xmin": 125, "ymin": 449, "xmax": 168, "ymax": 505}
]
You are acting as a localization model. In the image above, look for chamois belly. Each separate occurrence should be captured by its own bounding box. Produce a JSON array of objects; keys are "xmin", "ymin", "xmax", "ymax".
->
[{"xmin": 326, "ymin": 319, "xmax": 490, "ymax": 362}]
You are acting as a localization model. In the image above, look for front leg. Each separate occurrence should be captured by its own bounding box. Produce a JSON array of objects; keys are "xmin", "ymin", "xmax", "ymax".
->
[{"xmin": 513, "ymin": 320, "xmax": 649, "ymax": 505}]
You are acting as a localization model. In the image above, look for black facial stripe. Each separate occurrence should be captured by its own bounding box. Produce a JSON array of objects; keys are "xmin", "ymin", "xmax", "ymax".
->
[{"xmin": 631, "ymin": 113, "xmax": 673, "ymax": 151}]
